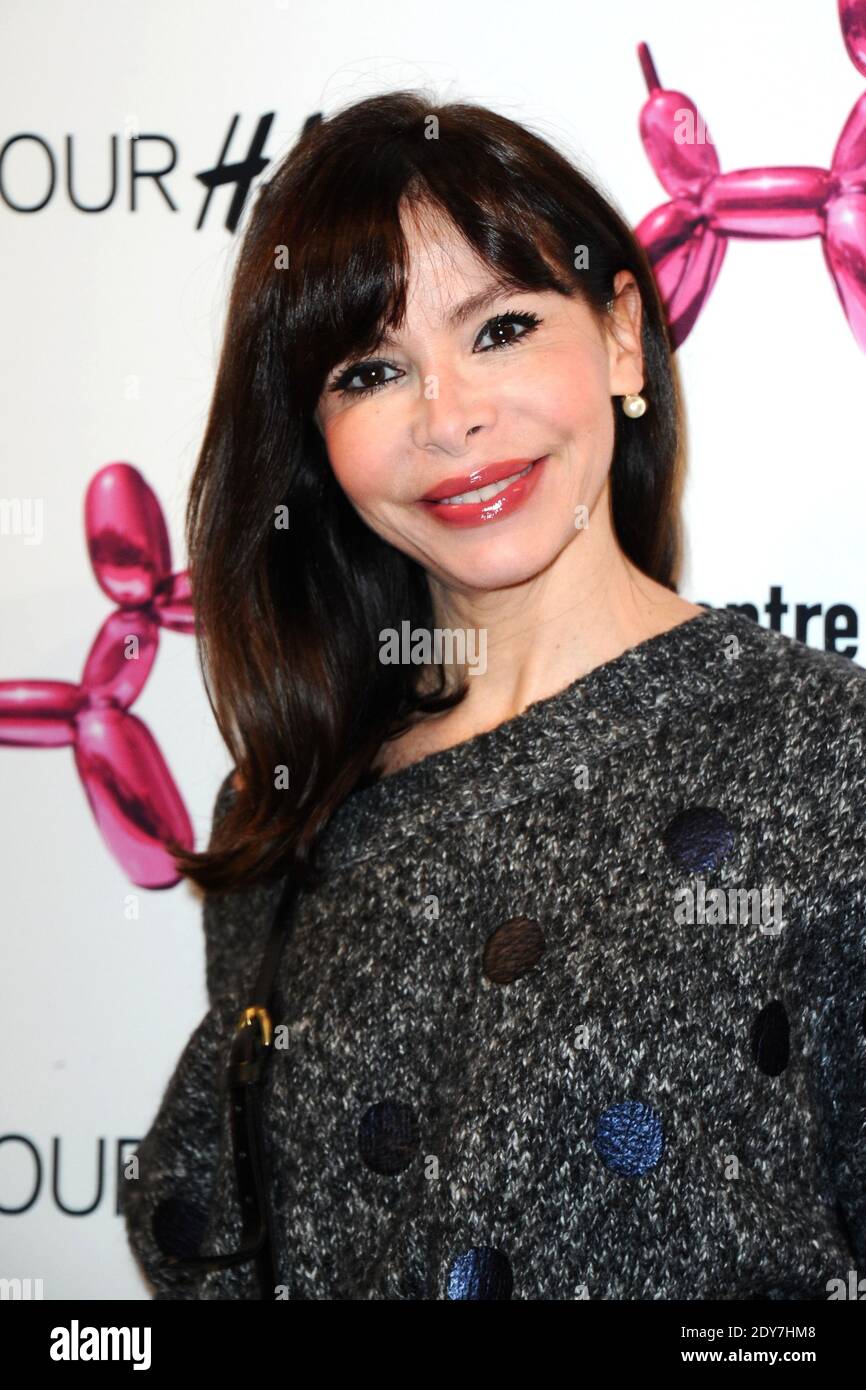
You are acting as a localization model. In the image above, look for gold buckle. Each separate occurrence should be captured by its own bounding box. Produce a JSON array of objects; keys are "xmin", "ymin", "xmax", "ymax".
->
[{"xmin": 236, "ymin": 1005, "xmax": 272, "ymax": 1047}]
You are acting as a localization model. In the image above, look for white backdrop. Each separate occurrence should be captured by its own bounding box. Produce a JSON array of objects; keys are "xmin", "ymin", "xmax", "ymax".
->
[{"xmin": 2, "ymin": 0, "xmax": 864, "ymax": 1299}]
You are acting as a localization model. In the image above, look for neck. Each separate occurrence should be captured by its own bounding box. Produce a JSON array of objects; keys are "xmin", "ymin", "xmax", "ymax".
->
[{"xmin": 419, "ymin": 489, "xmax": 700, "ymax": 730}]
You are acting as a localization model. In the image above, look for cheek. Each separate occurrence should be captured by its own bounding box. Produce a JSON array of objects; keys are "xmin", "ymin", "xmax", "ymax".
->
[
  {"xmin": 517, "ymin": 352, "xmax": 615, "ymax": 493},
  {"xmin": 510, "ymin": 348, "xmax": 609, "ymax": 433},
  {"xmin": 322, "ymin": 415, "xmax": 393, "ymax": 505}
]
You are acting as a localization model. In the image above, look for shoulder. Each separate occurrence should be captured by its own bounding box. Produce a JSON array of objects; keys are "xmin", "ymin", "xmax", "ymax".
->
[
  {"xmin": 714, "ymin": 613, "xmax": 866, "ymax": 896},
  {"xmin": 696, "ymin": 610, "xmax": 866, "ymax": 840},
  {"xmin": 711, "ymin": 608, "xmax": 866, "ymax": 730},
  {"xmin": 202, "ymin": 769, "xmax": 284, "ymax": 1007}
]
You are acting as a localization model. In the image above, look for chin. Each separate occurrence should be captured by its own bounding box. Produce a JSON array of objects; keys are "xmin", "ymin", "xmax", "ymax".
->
[{"xmin": 430, "ymin": 540, "xmax": 560, "ymax": 594}]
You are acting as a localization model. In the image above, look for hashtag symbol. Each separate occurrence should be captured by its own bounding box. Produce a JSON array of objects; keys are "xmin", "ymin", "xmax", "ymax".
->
[{"xmin": 195, "ymin": 112, "xmax": 275, "ymax": 232}]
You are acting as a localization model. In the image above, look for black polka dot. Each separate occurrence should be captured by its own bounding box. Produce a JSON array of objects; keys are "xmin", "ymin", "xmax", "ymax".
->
[
  {"xmin": 751, "ymin": 1000, "xmax": 789, "ymax": 1076},
  {"xmin": 151, "ymin": 1195, "xmax": 209, "ymax": 1258},
  {"xmin": 483, "ymin": 917, "xmax": 545, "ymax": 984},
  {"xmin": 446, "ymin": 1246, "xmax": 513, "ymax": 1299},
  {"xmin": 662, "ymin": 806, "xmax": 735, "ymax": 872},
  {"xmin": 358, "ymin": 1100, "xmax": 419, "ymax": 1175}
]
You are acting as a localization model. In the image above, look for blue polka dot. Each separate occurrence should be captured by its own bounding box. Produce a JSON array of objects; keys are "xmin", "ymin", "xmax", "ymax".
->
[
  {"xmin": 663, "ymin": 806, "xmax": 735, "ymax": 873},
  {"xmin": 594, "ymin": 1101, "xmax": 664, "ymax": 1175},
  {"xmin": 446, "ymin": 1246, "xmax": 513, "ymax": 1299}
]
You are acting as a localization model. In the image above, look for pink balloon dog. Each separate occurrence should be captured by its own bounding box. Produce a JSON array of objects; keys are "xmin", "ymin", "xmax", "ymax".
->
[
  {"xmin": 635, "ymin": 0, "xmax": 866, "ymax": 350},
  {"xmin": 0, "ymin": 464, "xmax": 195, "ymax": 888}
]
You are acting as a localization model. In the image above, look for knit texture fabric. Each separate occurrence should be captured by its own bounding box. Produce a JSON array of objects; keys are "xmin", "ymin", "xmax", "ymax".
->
[{"xmin": 120, "ymin": 604, "xmax": 866, "ymax": 1299}]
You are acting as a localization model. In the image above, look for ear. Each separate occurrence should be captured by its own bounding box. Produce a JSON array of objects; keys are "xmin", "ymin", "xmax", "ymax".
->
[{"xmin": 605, "ymin": 270, "xmax": 644, "ymax": 399}]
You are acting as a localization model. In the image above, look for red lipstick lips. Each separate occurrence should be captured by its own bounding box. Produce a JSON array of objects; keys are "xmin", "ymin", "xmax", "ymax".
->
[
  {"xmin": 421, "ymin": 458, "xmax": 538, "ymax": 502},
  {"xmin": 417, "ymin": 455, "xmax": 548, "ymax": 528}
]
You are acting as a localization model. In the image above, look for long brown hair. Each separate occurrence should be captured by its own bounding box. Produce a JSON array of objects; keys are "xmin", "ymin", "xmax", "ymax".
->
[{"xmin": 168, "ymin": 89, "xmax": 687, "ymax": 894}]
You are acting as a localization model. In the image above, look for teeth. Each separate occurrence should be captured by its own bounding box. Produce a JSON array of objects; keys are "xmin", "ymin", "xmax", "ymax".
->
[{"xmin": 438, "ymin": 461, "xmax": 533, "ymax": 505}]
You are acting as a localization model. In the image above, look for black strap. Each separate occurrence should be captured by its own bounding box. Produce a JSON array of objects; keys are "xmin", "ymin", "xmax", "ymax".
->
[
  {"xmin": 228, "ymin": 874, "xmax": 300, "ymax": 1295},
  {"xmin": 162, "ymin": 873, "xmax": 300, "ymax": 1297},
  {"xmin": 249, "ymin": 874, "xmax": 299, "ymax": 1007}
]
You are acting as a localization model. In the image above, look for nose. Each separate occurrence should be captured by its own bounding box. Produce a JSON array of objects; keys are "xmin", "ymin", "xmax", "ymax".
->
[{"xmin": 410, "ymin": 363, "xmax": 494, "ymax": 454}]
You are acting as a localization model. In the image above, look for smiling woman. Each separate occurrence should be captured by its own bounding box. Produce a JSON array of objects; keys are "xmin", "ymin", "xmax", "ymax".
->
[
  {"xmin": 121, "ymin": 89, "xmax": 866, "ymax": 1304},
  {"xmin": 164, "ymin": 90, "xmax": 692, "ymax": 891}
]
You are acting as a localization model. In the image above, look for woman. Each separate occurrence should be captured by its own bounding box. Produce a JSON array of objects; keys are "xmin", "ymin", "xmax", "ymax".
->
[{"xmin": 121, "ymin": 90, "xmax": 866, "ymax": 1300}]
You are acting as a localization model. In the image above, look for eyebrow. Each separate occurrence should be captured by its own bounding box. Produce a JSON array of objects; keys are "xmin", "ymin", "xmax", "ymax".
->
[{"xmin": 374, "ymin": 277, "xmax": 532, "ymax": 350}]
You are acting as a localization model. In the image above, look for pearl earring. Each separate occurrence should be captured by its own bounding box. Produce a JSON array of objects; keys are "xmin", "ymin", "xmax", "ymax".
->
[{"xmin": 605, "ymin": 303, "xmax": 647, "ymax": 417}]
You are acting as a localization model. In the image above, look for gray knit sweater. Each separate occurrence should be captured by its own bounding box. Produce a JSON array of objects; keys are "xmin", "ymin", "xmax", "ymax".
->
[{"xmin": 121, "ymin": 604, "xmax": 866, "ymax": 1300}]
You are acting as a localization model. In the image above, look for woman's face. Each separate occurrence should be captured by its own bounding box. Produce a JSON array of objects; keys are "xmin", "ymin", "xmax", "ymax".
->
[{"xmin": 314, "ymin": 206, "xmax": 644, "ymax": 597}]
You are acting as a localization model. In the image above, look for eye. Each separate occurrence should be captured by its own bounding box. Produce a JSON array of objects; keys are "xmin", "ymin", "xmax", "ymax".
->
[
  {"xmin": 475, "ymin": 310, "xmax": 542, "ymax": 352},
  {"xmin": 327, "ymin": 308, "xmax": 543, "ymax": 401},
  {"xmin": 327, "ymin": 360, "xmax": 402, "ymax": 400}
]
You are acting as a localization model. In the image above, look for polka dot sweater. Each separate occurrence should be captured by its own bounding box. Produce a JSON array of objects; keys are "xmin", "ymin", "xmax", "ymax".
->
[{"xmin": 121, "ymin": 604, "xmax": 866, "ymax": 1299}]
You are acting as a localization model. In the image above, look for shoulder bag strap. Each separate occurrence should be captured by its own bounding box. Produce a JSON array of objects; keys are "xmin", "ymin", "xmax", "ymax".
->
[
  {"xmin": 164, "ymin": 873, "xmax": 300, "ymax": 1299},
  {"xmin": 228, "ymin": 873, "xmax": 300, "ymax": 1298}
]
